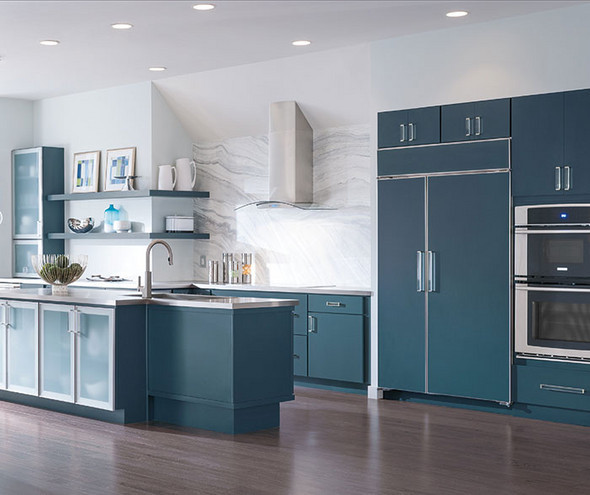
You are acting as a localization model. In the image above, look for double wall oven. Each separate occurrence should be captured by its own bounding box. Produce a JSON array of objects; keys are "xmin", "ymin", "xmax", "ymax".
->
[{"xmin": 515, "ymin": 204, "xmax": 590, "ymax": 361}]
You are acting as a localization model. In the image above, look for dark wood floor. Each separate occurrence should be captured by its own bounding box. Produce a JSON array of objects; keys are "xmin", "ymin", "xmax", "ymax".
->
[{"xmin": 0, "ymin": 387, "xmax": 589, "ymax": 494}]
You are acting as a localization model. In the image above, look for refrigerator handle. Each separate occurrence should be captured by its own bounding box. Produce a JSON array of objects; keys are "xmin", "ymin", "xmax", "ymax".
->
[
  {"xmin": 416, "ymin": 251, "xmax": 425, "ymax": 292},
  {"xmin": 428, "ymin": 251, "xmax": 436, "ymax": 293}
]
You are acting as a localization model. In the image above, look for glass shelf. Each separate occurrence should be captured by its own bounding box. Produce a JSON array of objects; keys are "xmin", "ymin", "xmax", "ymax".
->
[
  {"xmin": 47, "ymin": 232, "xmax": 210, "ymax": 240},
  {"xmin": 47, "ymin": 190, "xmax": 210, "ymax": 201}
]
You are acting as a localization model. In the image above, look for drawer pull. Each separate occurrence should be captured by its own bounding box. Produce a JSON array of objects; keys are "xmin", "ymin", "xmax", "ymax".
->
[
  {"xmin": 540, "ymin": 383, "xmax": 586, "ymax": 395},
  {"xmin": 293, "ymin": 354, "xmax": 300, "ymax": 359},
  {"xmin": 326, "ymin": 302, "xmax": 343, "ymax": 307},
  {"xmin": 292, "ymin": 312, "xmax": 299, "ymax": 318}
]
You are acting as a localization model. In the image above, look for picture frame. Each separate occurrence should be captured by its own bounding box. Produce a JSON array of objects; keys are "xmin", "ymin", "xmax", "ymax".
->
[
  {"xmin": 104, "ymin": 147, "xmax": 136, "ymax": 191},
  {"xmin": 72, "ymin": 150, "xmax": 100, "ymax": 193}
]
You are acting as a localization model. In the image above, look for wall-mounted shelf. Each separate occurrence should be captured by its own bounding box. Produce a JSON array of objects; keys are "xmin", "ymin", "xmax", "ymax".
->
[
  {"xmin": 47, "ymin": 232, "xmax": 210, "ymax": 240},
  {"xmin": 47, "ymin": 190, "xmax": 210, "ymax": 201}
]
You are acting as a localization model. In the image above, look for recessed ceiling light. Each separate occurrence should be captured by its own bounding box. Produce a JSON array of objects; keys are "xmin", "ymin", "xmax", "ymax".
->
[
  {"xmin": 446, "ymin": 10, "xmax": 469, "ymax": 18},
  {"xmin": 149, "ymin": 67, "xmax": 167, "ymax": 72},
  {"xmin": 40, "ymin": 40, "xmax": 60, "ymax": 46},
  {"xmin": 292, "ymin": 40, "xmax": 311, "ymax": 47},
  {"xmin": 193, "ymin": 3, "xmax": 215, "ymax": 10},
  {"xmin": 111, "ymin": 23, "xmax": 133, "ymax": 30}
]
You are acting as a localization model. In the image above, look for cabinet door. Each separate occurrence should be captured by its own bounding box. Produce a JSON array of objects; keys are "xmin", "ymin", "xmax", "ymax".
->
[
  {"xmin": 308, "ymin": 312, "xmax": 364, "ymax": 383},
  {"xmin": 427, "ymin": 172, "xmax": 510, "ymax": 402},
  {"xmin": 442, "ymin": 99, "xmax": 510, "ymax": 143},
  {"xmin": 6, "ymin": 300, "xmax": 38, "ymax": 395},
  {"xmin": 76, "ymin": 307, "xmax": 114, "ymax": 410},
  {"xmin": 40, "ymin": 304, "xmax": 74, "ymax": 402},
  {"xmin": 407, "ymin": 106, "xmax": 440, "ymax": 146},
  {"xmin": 12, "ymin": 148, "xmax": 41, "ymax": 238},
  {"xmin": 378, "ymin": 177, "xmax": 426, "ymax": 392},
  {"xmin": 0, "ymin": 301, "xmax": 7, "ymax": 389},
  {"xmin": 378, "ymin": 110, "xmax": 409, "ymax": 148},
  {"xmin": 564, "ymin": 89, "xmax": 590, "ymax": 196},
  {"xmin": 293, "ymin": 334, "xmax": 308, "ymax": 377},
  {"xmin": 13, "ymin": 241, "xmax": 41, "ymax": 278},
  {"xmin": 512, "ymin": 93, "xmax": 564, "ymax": 198}
]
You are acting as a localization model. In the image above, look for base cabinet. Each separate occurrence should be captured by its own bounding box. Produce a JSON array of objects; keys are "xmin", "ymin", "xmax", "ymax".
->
[{"xmin": 39, "ymin": 304, "xmax": 114, "ymax": 410}]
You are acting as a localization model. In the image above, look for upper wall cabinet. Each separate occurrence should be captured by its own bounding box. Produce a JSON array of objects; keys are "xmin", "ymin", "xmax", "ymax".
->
[
  {"xmin": 441, "ymin": 98, "xmax": 510, "ymax": 143},
  {"xmin": 512, "ymin": 89, "xmax": 590, "ymax": 200},
  {"xmin": 378, "ymin": 106, "xmax": 440, "ymax": 149}
]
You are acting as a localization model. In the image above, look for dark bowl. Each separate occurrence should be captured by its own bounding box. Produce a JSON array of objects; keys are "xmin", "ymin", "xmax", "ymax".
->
[{"xmin": 67, "ymin": 217, "xmax": 94, "ymax": 234}]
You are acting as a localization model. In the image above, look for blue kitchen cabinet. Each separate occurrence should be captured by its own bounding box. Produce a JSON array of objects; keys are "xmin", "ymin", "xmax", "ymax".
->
[
  {"xmin": 512, "ymin": 89, "xmax": 590, "ymax": 201},
  {"xmin": 148, "ymin": 304, "xmax": 294, "ymax": 433},
  {"xmin": 293, "ymin": 335, "xmax": 308, "ymax": 376},
  {"xmin": 12, "ymin": 147, "xmax": 64, "ymax": 277},
  {"xmin": 378, "ymin": 106, "xmax": 440, "ymax": 149},
  {"xmin": 441, "ymin": 98, "xmax": 510, "ymax": 142},
  {"xmin": 427, "ymin": 172, "xmax": 510, "ymax": 401},
  {"xmin": 377, "ymin": 143, "xmax": 510, "ymax": 402}
]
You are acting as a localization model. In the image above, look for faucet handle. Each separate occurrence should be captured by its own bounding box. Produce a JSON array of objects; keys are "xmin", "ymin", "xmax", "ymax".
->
[{"xmin": 137, "ymin": 275, "xmax": 142, "ymax": 291}]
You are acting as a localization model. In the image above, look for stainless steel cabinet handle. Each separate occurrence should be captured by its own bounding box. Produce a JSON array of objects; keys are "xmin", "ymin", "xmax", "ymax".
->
[
  {"xmin": 293, "ymin": 354, "xmax": 300, "ymax": 359},
  {"xmin": 475, "ymin": 116, "xmax": 482, "ymax": 136},
  {"xmin": 416, "ymin": 251, "xmax": 425, "ymax": 292},
  {"xmin": 408, "ymin": 122, "xmax": 415, "ymax": 142},
  {"xmin": 564, "ymin": 166, "xmax": 572, "ymax": 191},
  {"xmin": 555, "ymin": 166, "xmax": 562, "ymax": 191},
  {"xmin": 399, "ymin": 124, "xmax": 406, "ymax": 142},
  {"xmin": 36, "ymin": 220, "xmax": 42, "ymax": 237},
  {"xmin": 291, "ymin": 312, "xmax": 299, "ymax": 318},
  {"xmin": 465, "ymin": 117, "xmax": 471, "ymax": 136},
  {"xmin": 540, "ymin": 383, "xmax": 585, "ymax": 395},
  {"xmin": 326, "ymin": 301, "xmax": 342, "ymax": 307},
  {"xmin": 427, "ymin": 251, "xmax": 436, "ymax": 293},
  {"xmin": 308, "ymin": 315, "xmax": 317, "ymax": 333}
]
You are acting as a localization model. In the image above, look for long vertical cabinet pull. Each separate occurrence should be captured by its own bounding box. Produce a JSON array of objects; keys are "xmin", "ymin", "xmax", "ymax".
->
[
  {"xmin": 408, "ymin": 123, "xmax": 415, "ymax": 142},
  {"xmin": 400, "ymin": 124, "xmax": 406, "ymax": 143},
  {"xmin": 555, "ymin": 167, "xmax": 562, "ymax": 191},
  {"xmin": 416, "ymin": 251, "xmax": 425, "ymax": 292},
  {"xmin": 564, "ymin": 166, "xmax": 572, "ymax": 191},
  {"xmin": 465, "ymin": 118, "xmax": 472, "ymax": 136},
  {"xmin": 427, "ymin": 251, "xmax": 436, "ymax": 293},
  {"xmin": 474, "ymin": 116, "xmax": 482, "ymax": 136},
  {"xmin": 307, "ymin": 315, "xmax": 317, "ymax": 333}
]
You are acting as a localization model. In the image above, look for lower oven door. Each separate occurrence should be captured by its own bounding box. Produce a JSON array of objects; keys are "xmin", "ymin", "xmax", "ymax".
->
[{"xmin": 515, "ymin": 285, "xmax": 590, "ymax": 360}]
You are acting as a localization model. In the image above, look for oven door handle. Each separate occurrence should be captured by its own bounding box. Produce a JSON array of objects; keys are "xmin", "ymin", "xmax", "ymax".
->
[
  {"xmin": 515, "ymin": 285, "xmax": 590, "ymax": 293},
  {"xmin": 514, "ymin": 229, "xmax": 590, "ymax": 234}
]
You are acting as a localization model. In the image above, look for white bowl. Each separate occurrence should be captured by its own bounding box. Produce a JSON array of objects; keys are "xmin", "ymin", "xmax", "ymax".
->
[{"xmin": 113, "ymin": 220, "xmax": 131, "ymax": 233}]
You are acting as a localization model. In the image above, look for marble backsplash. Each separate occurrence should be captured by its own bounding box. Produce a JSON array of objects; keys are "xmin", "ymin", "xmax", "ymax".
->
[{"xmin": 192, "ymin": 124, "xmax": 371, "ymax": 287}]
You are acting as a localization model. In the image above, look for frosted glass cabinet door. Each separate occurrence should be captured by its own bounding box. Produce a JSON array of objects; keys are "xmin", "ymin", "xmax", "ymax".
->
[
  {"xmin": 12, "ymin": 148, "xmax": 41, "ymax": 238},
  {"xmin": 6, "ymin": 301, "xmax": 38, "ymax": 395},
  {"xmin": 40, "ymin": 304, "xmax": 74, "ymax": 402},
  {"xmin": 13, "ymin": 241, "xmax": 41, "ymax": 277},
  {"xmin": 76, "ymin": 307, "xmax": 114, "ymax": 410},
  {"xmin": 0, "ymin": 301, "xmax": 8, "ymax": 389}
]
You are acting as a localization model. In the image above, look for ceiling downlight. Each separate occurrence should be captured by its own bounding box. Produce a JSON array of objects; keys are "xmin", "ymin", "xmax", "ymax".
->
[
  {"xmin": 111, "ymin": 23, "xmax": 133, "ymax": 30},
  {"xmin": 446, "ymin": 11, "xmax": 469, "ymax": 18},
  {"xmin": 39, "ymin": 40, "xmax": 60, "ymax": 46},
  {"xmin": 149, "ymin": 66, "xmax": 167, "ymax": 72},
  {"xmin": 193, "ymin": 4, "xmax": 215, "ymax": 11},
  {"xmin": 292, "ymin": 40, "xmax": 311, "ymax": 47}
]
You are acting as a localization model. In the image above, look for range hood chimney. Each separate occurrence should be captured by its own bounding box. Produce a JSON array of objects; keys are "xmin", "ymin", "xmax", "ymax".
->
[{"xmin": 236, "ymin": 101, "xmax": 319, "ymax": 210}]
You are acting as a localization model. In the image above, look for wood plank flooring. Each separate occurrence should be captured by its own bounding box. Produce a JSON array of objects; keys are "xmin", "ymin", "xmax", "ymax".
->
[{"xmin": 0, "ymin": 387, "xmax": 589, "ymax": 494}]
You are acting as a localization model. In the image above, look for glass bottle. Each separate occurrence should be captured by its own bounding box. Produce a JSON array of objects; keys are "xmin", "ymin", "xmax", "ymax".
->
[{"xmin": 104, "ymin": 204, "xmax": 119, "ymax": 233}]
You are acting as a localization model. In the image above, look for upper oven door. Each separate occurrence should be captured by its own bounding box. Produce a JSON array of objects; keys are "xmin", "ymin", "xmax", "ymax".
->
[{"xmin": 515, "ymin": 229, "xmax": 590, "ymax": 283}]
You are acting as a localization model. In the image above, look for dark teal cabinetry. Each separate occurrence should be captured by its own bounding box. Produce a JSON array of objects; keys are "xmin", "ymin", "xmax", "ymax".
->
[
  {"xmin": 512, "ymin": 89, "xmax": 590, "ymax": 201},
  {"xmin": 441, "ymin": 98, "xmax": 510, "ymax": 142},
  {"xmin": 148, "ymin": 305, "xmax": 294, "ymax": 434},
  {"xmin": 293, "ymin": 335, "xmax": 308, "ymax": 376},
  {"xmin": 378, "ymin": 144, "xmax": 510, "ymax": 402},
  {"xmin": 378, "ymin": 106, "xmax": 440, "ymax": 148}
]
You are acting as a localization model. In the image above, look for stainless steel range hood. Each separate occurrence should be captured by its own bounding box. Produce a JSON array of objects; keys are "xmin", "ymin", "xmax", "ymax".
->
[{"xmin": 236, "ymin": 101, "xmax": 329, "ymax": 210}]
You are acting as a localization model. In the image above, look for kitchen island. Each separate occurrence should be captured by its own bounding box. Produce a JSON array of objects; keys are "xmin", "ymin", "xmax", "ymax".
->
[{"xmin": 0, "ymin": 288, "xmax": 297, "ymax": 433}]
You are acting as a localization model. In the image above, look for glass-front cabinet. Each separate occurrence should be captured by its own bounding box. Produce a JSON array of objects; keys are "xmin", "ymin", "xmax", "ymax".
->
[
  {"xmin": 5, "ymin": 300, "xmax": 38, "ymax": 395},
  {"xmin": 39, "ymin": 304, "xmax": 114, "ymax": 410},
  {"xmin": 11, "ymin": 147, "xmax": 64, "ymax": 277}
]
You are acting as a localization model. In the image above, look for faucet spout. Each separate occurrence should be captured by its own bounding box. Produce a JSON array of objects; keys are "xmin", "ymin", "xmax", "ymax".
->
[{"xmin": 142, "ymin": 240, "xmax": 174, "ymax": 298}]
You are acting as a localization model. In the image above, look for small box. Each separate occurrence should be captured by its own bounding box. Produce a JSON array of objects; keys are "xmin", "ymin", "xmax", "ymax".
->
[{"xmin": 165, "ymin": 215, "xmax": 194, "ymax": 233}]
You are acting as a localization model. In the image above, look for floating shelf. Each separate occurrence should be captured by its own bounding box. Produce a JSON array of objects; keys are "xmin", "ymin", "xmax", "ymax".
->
[
  {"xmin": 47, "ymin": 232, "xmax": 210, "ymax": 240},
  {"xmin": 47, "ymin": 190, "xmax": 210, "ymax": 201}
]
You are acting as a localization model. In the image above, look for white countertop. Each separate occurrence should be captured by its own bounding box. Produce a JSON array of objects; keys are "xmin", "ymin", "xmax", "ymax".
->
[
  {"xmin": 0, "ymin": 288, "xmax": 299, "ymax": 310},
  {"xmin": 0, "ymin": 278, "xmax": 372, "ymax": 296}
]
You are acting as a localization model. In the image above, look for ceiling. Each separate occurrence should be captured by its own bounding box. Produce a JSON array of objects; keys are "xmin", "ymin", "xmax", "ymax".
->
[{"xmin": 0, "ymin": 0, "xmax": 586, "ymax": 101}]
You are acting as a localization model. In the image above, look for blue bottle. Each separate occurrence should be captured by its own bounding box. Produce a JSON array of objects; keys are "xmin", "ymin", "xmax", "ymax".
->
[{"xmin": 104, "ymin": 204, "xmax": 119, "ymax": 233}]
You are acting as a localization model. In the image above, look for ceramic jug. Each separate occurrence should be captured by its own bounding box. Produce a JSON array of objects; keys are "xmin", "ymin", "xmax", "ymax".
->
[
  {"xmin": 158, "ymin": 165, "xmax": 177, "ymax": 190},
  {"xmin": 175, "ymin": 158, "xmax": 197, "ymax": 191}
]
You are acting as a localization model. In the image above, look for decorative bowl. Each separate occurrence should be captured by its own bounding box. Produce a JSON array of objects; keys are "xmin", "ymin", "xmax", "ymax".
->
[
  {"xmin": 31, "ymin": 254, "xmax": 88, "ymax": 295},
  {"xmin": 67, "ymin": 217, "xmax": 94, "ymax": 234}
]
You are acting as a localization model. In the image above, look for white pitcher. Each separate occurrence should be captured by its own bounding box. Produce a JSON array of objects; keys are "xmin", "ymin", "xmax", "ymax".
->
[
  {"xmin": 175, "ymin": 158, "xmax": 197, "ymax": 191},
  {"xmin": 158, "ymin": 165, "xmax": 177, "ymax": 190}
]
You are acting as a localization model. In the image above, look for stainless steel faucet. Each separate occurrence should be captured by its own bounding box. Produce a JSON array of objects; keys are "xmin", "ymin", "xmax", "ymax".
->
[{"xmin": 139, "ymin": 240, "xmax": 174, "ymax": 298}]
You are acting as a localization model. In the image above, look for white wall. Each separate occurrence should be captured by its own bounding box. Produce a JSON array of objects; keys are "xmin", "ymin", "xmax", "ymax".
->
[{"xmin": 0, "ymin": 98, "xmax": 34, "ymax": 277}]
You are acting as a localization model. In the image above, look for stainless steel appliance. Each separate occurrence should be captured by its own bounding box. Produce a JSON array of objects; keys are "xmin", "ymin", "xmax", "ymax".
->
[{"xmin": 515, "ymin": 204, "xmax": 590, "ymax": 361}]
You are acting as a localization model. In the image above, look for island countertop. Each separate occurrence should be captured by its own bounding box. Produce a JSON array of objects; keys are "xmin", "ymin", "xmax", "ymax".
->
[{"xmin": 0, "ymin": 288, "xmax": 299, "ymax": 310}]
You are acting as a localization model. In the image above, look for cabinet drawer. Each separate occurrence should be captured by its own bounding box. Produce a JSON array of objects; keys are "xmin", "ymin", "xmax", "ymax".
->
[
  {"xmin": 308, "ymin": 294, "xmax": 365, "ymax": 315},
  {"xmin": 515, "ymin": 363, "xmax": 590, "ymax": 411},
  {"xmin": 293, "ymin": 335, "xmax": 308, "ymax": 377}
]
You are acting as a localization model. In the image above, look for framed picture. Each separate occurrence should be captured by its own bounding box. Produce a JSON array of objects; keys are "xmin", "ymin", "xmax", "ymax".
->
[
  {"xmin": 72, "ymin": 150, "xmax": 100, "ymax": 193},
  {"xmin": 104, "ymin": 147, "xmax": 136, "ymax": 191}
]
